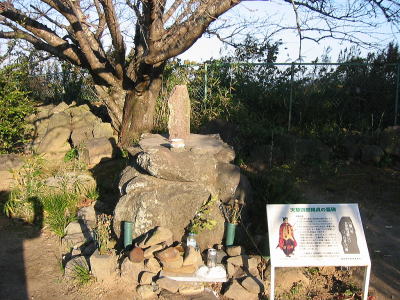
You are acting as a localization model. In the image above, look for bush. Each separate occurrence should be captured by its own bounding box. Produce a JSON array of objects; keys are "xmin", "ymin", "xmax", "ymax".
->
[
  {"xmin": 0, "ymin": 64, "xmax": 35, "ymax": 153},
  {"xmin": 3, "ymin": 156, "xmax": 81, "ymax": 237},
  {"xmin": 41, "ymin": 192, "xmax": 79, "ymax": 237}
]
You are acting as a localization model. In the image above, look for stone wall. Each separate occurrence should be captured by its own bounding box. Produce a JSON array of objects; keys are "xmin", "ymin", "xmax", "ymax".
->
[{"xmin": 26, "ymin": 102, "xmax": 117, "ymax": 165}]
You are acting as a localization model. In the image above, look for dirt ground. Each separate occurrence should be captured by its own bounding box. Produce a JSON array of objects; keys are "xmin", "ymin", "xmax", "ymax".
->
[{"xmin": 0, "ymin": 161, "xmax": 399, "ymax": 300}]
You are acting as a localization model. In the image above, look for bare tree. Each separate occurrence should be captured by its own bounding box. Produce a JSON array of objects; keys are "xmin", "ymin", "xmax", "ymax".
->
[
  {"xmin": 0, "ymin": 0, "xmax": 399, "ymax": 146},
  {"xmin": 0, "ymin": 0, "xmax": 240, "ymax": 146}
]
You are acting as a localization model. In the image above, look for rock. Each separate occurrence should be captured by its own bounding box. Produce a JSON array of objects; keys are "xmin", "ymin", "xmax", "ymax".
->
[
  {"xmin": 136, "ymin": 284, "xmax": 157, "ymax": 299},
  {"xmin": 139, "ymin": 134, "xmax": 233, "ymax": 159},
  {"xmin": 115, "ymin": 133, "xmax": 247, "ymax": 249},
  {"xmin": 216, "ymin": 249, "xmax": 227, "ymax": 264},
  {"xmin": 235, "ymin": 173, "xmax": 253, "ymax": 207},
  {"xmin": 36, "ymin": 127, "xmax": 71, "ymax": 157},
  {"xmin": 80, "ymin": 137, "xmax": 116, "ymax": 165},
  {"xmin": 64, "ymin": 256, "xmax": 90, "ymax": 281},
  {"xmin": 226, "ymin": 262, "xmax": 236, "ymax": 278},
  {"xmin": 139, "ymin": 271, "xmax": 156, "ymax": 285},
  {"xmin": 136, "ymin": 148, "xmax": 218, "ymax": 183},
  {"xmin": 89, "ymin": 250, "xmax": 117, "ymax": 282},
  {"xmin": 361, "ymin": 145, "xmax": 385, "ymax": 164},
  {"xmin": 380, "ymin": 126, "xmax": 400, "ymax": 157},
  {"xmin": 28, "ymin": 104, "xmax": 54, "ymax": 122},
  {"xmin": 227, "ymin": 256, "xmax": 259, "ymax": 274},
  {"xmin": 163, "ymin": 264, "xmax": 197, "ymax": 274},
  {"xmin": 179, "ymin": 283, "xmax": 204, "ymax": 296},
  {"xmin": 215, "ymin": 163, "xmax": 241, "ymax": 202},
  {"xmin": 144, "ymin": 243, "xmax": 164, "ymax": 259},
  {"xmin": 158, "ymin": 290, "xmax": 188, "ymax": 300},
  {"xmin": 114, "ymin": 174, "xmax": 211, "ymax": 244},
  {"xmin": 145, "ymin": 257, "xmax": 162, "ymax": 273},
  {"xmin": 47, "ymin": 111, "xmax": 70, "ymax": 130},
  {"xmin": 77, "ymin": 205, "xmax": 96, "ymax": 228},
  {"xmin": 223, "ymin": 280, "xmax": 258, "ymax": 300},
  {"xmin": 144, "ymin": 227, "xmax": 173, "ymax": 247},
  {"xmin": 214, "ymin": 146, "xmax": 236, "ymax": 164},
  {"xmin": 226, "ymin": 246, "xmax": 244, "ymax": 257},
  {"xmin": 65, "ymin": 222, "xmax": 84, "ymax": 235},
  {"xmin": 168, "ymin": 85, "xmax": 191, "ymax": 140},
  {"xmin": 70, "ymin": 109, "xmax": 100, "ymax": 145},
  {"xmin": 93, "ymin": 122, "xmax": 114, "ymax": 139},
  {"xmin": 0, "ymin": 154, "xmax": 24, "ymax": 170},
  {"xmin": 120, "ymin": 257, "xmax": 144, "ymax": 284},
  {"xmin": 66, "ymin": 104, "xmax": 91, "ymax": 119},
  {"xmin": 241, "ymin": 276, "xmax": 263, "ymax": 294},
  {"xmin": 183, "ymin": 246, "xmax": 203, "ymax": 267},
  {"xmin": 0, "ymin": 154, "xmax": 24, "ymax": 191},
  {"xmin": 63, "ymin": 221, "xmax": 93, "ymax": 247},
  {"xmin": 160, "ymin": 255, "xmax": 183, "ymax": 270},
  {"xmin": 118, "ymin": 165, "xmax": 142, "ymax": 195},
  {"xmin": 129, "ymin": 247, "xmax": 145, "ymax": 263},
  {"xmin": 156, "ymin": 277, "xmax": 180, "ymax": 293},
  {"xmin": 50, "ymin": 102, "xmax": 69, "ymax": 114}
]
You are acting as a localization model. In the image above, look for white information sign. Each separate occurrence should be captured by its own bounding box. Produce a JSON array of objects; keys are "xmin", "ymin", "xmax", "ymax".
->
[{"xmin": 267, "ymin": 203, "xmax": 371, "ymax": 300}]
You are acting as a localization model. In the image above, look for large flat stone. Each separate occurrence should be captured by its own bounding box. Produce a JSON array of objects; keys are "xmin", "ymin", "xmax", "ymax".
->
[
  {"xmin": 139, "ymin": 133, "xmax": 234, "ymax": 163},
  {"xmin": 136, "ymin": 147, "xmax": 218, "ymax": 183}
]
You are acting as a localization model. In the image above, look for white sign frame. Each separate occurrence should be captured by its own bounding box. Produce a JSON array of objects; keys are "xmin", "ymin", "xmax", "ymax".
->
[{"xmin": 267, "ymin": 203, "xmax": 371, "ymax": 300}]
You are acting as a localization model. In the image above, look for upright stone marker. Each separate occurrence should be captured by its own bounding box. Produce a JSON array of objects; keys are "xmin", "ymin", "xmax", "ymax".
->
[{"xmin": 168, "ymin": 85, "xmax": 190, "ymax": 140}]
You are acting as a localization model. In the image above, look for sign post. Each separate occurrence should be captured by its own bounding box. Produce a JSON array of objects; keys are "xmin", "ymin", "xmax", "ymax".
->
[{"xmin": 267, "ymin": 203, "xmax": 371, "ymax": 300}]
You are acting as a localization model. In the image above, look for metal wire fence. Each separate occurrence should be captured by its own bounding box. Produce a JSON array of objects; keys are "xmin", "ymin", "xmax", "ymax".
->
[{"xmin": 27, "ymin": 61, "xmax": 400, "ymax": 134}]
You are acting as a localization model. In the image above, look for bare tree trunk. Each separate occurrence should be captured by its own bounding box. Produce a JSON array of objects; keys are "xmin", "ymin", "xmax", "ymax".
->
[
  {"xmin": 119, "ymin": 76, "xmax": 163, "ymax": 147},
  {"xmin": 94, "ymin": 85, "xmax": 125, "ymax": 131}
]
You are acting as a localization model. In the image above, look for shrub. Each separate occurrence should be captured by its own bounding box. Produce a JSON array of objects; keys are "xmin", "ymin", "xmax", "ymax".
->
[
  {"xmin": 3, "ymin": 155, "xmax": 45, "ymax": 222},
  {"xmin": 72, "ymin": 261, "xmax": 92, "ymax": 286},
  {"xmin": 0, "ymin": 64, "xmax": 35, "ymax": 153},
  {"xmin": 41, "ymin": 192, "xmax": 79, "ymax": 237},
  {"xmin": 3, "ymin": 155, "xmax": 81, "ymax": 237}
]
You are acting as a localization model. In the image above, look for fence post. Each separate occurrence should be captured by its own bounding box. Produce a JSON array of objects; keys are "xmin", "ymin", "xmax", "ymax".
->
[
  {"xmin": 395, "ymin": 63, "xmax": 400, "ymax": 126},
  {"xmin": 204, "ymin": 63, "xmax": 208, "ymax": 101},
  {"xmin": 288, "ymin": 62, "xmax": 295, "ymax": 131}
]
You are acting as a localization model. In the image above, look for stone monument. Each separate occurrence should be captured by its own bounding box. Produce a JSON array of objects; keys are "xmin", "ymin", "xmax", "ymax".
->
[
  {"xmin": 167, "ymin": 85, "xmax": 191, "ymax": 140},
  {"xmin": 113, "ymin": 85, "xmax": 251, "ymax": 249}
]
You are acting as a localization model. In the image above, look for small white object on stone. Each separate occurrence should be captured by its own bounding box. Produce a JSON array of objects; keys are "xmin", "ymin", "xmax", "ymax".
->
[{"xmin": 170, "ymin": 138, "xmax": 185, "ymax": 148}]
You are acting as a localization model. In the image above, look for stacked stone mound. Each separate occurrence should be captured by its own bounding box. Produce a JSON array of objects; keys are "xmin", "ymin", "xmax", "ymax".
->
[
  {"xmin": 120, "ymin": 226, "xmax": 209, "ymax": 299},
  {"xmin": 27, "ymin": 102, "xmax": 117, "ymax": 165},
  {"xmin": 119, "ymin": 227, "xmax": 266, "ymax": 299},
  {"xmin": 114, "ymin": 133, "xmax": 250, "ymax": 249}
]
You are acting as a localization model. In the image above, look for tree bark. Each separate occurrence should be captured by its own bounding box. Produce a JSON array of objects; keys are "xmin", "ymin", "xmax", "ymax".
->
[{"xmin": 119, "ymin": 67, "xmax": 164, "ymax": 147}]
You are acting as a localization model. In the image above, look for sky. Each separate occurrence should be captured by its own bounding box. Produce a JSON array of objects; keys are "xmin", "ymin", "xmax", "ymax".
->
[{"xmin": 178, "ymin": 0, "xmax": 400, "ymax": 63}]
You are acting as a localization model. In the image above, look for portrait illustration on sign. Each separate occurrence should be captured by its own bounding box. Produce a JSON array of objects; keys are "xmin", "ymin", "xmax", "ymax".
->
[
  {"xmin": 277, "ymin": 217, "xmax": 297, "ymax": 257},
  {"xmin": 339, "ymin": 217, "xmax": 360, "ymax": 254}
]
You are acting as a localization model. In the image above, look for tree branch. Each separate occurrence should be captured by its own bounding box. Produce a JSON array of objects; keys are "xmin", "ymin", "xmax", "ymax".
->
[
  {"xmin": 0, "ymin": 3, "xmax": 84, "ymax": 66},
  {"xmin": 99, "ymin": 0, "xmax": 126, "ymax": 79},
  {"xmin": 146, "ymin": 0, "xmax": 240, "ymax": 64}
]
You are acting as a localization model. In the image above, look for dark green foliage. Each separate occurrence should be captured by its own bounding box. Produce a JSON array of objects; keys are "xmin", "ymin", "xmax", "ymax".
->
[{"xmin": 0, "ymin": 64, "xmax": 35, "ymax": 153}]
